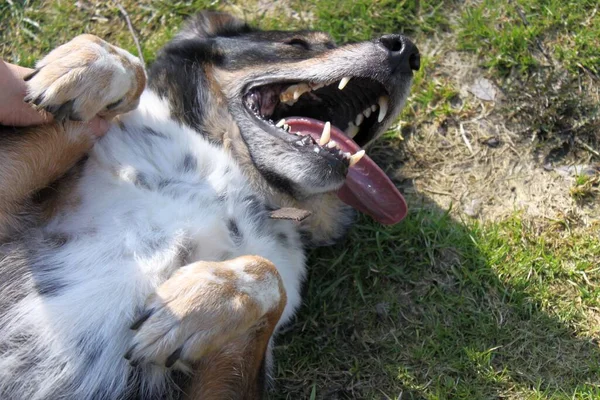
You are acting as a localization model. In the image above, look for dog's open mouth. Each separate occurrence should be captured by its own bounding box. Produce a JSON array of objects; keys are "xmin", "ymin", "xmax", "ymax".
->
[{"xmin": 243, "ymin": 76, "xmax": 408, "ymax": 225}]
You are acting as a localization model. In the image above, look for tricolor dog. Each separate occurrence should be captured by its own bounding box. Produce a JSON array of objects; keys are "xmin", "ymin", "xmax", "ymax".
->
[{"xmin": 0, "ymin": 11, "xmax": 419, "ymax": 399}]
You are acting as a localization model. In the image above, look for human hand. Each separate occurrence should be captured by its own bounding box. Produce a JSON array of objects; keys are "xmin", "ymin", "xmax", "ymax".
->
[{"xmin": 0, "ymin": 60, "xmax": 109, "ymax": 136}]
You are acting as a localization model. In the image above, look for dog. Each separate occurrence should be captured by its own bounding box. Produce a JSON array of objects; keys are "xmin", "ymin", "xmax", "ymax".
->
[{"xmin": 0, "ymin": 11, "xmax": 419, "ymax": 399}]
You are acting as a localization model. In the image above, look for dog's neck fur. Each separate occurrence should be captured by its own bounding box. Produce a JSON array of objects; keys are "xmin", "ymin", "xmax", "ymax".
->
[{"xmin": 148, "ymin": 63, "xmax": 355, "ymax": 247}]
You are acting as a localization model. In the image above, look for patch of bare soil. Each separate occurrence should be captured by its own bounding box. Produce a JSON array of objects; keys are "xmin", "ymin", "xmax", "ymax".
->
[{"xmin": 391, "ymin": 36, "xmax": 600, "ymax": 226}]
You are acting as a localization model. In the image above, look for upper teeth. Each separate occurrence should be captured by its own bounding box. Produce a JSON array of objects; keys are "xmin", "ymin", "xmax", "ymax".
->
[
  {"xmin": 377, "ymin": 96, "xmax": 389, "ymax": 123},
  {"xmin": 355, "ymin": 113, "xmax": 364, "ymax": 126},
  {"xmin": 345, "ymin": 122, "xmax": 359, "ymax": 138},
  {"xmin": 338, "ymin": 76, "xmax": 351, "ymax": 90},
  {"xmin": 280, "ymin": 83, "xmax": 312, "ymax": 105}
]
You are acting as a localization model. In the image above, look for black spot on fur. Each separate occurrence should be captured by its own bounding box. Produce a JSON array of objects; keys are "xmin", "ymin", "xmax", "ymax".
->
[
  {"xmin": 180, "ymin": 153, "xmax": 198, "ymax": 172},
  {"xmin": 29, "ymin": 252, "xmax": 69, "ymax": 297},
  {"xmin": 299, "ymin": 230, "xmax": 313, "ymax": 245},
  {"xmin": 144, "ymin": 126, "xmax": 167, "ymax": 138},
  {"xmin": 76, "ymin": 335, "xmax": 104, "ymax": 370},
  {"xmin": 227, "ymin": 219, "xmax": 243, "ymax": 245},
  {"xmin": 276, "ymin": 232, "xmax": 288, "ymax": 247},
  {"xmin": 243, "ymin": 195, "xmax": 266, "ymax": 221},
  {"xmin": 34, "ymin": 274, "xmax": 67, "ymax": 296},
  {"xmin": 46, "ymin": 232, "xmax": 69, "ymax": 248},
  {"xmin": 157, "ymin": 178, "xmax": 173, "ymax": 191},
  {"xmin": 134, "ymin": 172, "xmax": 151, "ymax": 190}
]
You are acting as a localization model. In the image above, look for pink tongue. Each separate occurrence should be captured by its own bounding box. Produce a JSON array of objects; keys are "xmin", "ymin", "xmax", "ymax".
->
[{"xmin": 285, "ymin": 117, "xmax": 407, "ymax": 225}]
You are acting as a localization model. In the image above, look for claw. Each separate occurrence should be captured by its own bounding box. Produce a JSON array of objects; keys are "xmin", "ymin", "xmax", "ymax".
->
[
  {"xmin": 165, "ymin": 347, "xmax": 182, "ymax": 368},
  {"xmin": 50, "ymin": 99, "xmax": 75, "ymax": 122},
  {"xmin": 23, "ymin": 69, "xmax": 40, "ymax": 82},
  {"xmin": 32, "ymin": 95, "xmax": 44, "ymax": 106}
]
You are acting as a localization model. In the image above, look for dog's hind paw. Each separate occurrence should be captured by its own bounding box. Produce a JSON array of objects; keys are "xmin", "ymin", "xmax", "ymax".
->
[
  {"xmin": 24, "ymin": 34, "xmax": 146, "ymax": 122},
  {"xmin": 125, "ymin": 255, "xmax": 286, "ymax": 368}
]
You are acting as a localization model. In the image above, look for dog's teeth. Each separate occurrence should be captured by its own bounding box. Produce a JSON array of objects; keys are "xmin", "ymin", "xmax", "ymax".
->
[
  {"xmin": 295, "ymin": 83, "xmax": 311, "ymax": 100},
  {"xmin": 349, "ymin": 150, "xmax": 365, "ymax": 167},
  {"xmin": 327, "ymin": 140, "xmax": 337, "ymax": 149},
  {"xmin": 276, "ymin": 119, "xmax": 286, "ymax": 128},
  {"xmin": 371, "ymin": 104, "xmax": 377, "ymax": 112},
  {"xmin": 310, "ymin": 82, "xmax": 325, "ymax": 90},
  {"xmin": 355, "ymin": 113, "xmax": 364, "ymax": 126},
  {"xmin": 363, "ymin": 107, "xmax": 372, "ymax": 118},
  {"xmin": 283, "ymin": 124, "xmax": 291, "ymax": 132},
  {"xmin": 343, "ymin": 152, "xmax": 351, "ymax": 159},
  {"xmin": 319, "ymin": 121, "xmax": 331, "ymax": 146},
  {"xmin": 313, "ymin": 146, "xmax": 320, "ymax": 153},
  {"xmin": 338, "ymin": 77, "xmax": 351, "ymax": 90},
  {"xmin": 345, "ymin": 122, "xmax": 359, "ymax": 138},
  {"xmin": 377, "ymin": 96, "xmax": 389, "ymax": 123},
  {"xmin": 280, "ymin": 83, "xmax": 311, "ymax": 104}
]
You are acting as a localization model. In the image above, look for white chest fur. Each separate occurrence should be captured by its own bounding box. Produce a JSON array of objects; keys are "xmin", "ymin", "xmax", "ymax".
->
[{"xmin": 0, "ymin": 91, "xmax": 306, "ymax": 399}]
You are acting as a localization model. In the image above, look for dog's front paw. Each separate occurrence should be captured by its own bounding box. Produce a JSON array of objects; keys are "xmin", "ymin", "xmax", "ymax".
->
[
  {"xmin": 24, "ymin": 34, "xmax": 145, "ymax": 122},
  {"xmin": 125, "ymin": 256, "xmax": 286, "ymax": 368}
]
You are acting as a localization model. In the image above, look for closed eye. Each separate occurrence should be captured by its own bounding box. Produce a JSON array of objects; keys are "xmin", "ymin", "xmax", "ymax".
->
[{"xmin": 284, "ymin": 38, "xmax": 311, "ymax": 50}]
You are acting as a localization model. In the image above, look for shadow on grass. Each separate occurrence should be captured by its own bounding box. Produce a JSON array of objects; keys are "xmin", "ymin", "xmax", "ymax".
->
[{"xmin": 269, "ymin": 138, "xmax": 600, "ymax": 400}]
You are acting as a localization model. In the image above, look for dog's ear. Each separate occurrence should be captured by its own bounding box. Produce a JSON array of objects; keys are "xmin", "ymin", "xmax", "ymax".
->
[{"xmin": 184, "ymin": 11, "xmax": 252, "ymax": 39}]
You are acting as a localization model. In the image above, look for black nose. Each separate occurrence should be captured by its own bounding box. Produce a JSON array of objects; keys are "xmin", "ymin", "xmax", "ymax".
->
[{"xmin": 379, "ymin": 34, "xmax": 420, "ymax": 73}]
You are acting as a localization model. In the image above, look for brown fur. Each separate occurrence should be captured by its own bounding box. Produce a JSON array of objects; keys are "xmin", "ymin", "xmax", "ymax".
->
[{"xmin": 0, "ymin": 122, "xmax": 93, "ymax": 239}]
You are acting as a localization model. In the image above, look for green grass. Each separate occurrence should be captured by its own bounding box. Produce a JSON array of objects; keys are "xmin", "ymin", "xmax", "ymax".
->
[{"xmin": 2, "ymin": 0, "xmax": 599, "ymax": 399}]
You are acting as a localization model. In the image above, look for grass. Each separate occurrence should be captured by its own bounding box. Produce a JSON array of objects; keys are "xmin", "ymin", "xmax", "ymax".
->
[{"xmin": 2, "ymin": 0, "xmax": 600, "ymax": 399}]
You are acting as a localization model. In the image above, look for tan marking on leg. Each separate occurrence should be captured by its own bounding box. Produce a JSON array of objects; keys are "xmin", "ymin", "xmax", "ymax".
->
[{"xmin": 0, "ymin": 121, "xmax": 93, "ymax": 238}]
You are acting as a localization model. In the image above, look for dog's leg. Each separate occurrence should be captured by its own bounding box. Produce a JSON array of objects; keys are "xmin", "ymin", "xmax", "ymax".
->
[
  {"xmin": 127, "ymin": 255, "xmax": 287, "ymax": 399},
  {"xmin": 23, "ymin": 34, "xmax": 146, "ymax": 122},
  {"xmin": 0, "ymin": 35, "xmax": 145, "ymax": 237}
]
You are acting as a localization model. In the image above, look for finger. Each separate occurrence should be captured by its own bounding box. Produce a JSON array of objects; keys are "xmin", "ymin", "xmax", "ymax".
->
[{"xmin": 87, "ymin": 117, "xmax": 110, "ymax": 138}]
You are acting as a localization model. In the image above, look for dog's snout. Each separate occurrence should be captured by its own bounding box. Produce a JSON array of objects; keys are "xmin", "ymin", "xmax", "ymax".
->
[{"xmin": 379, "ymin": 34, "xmax": 420, "ymax": 73}]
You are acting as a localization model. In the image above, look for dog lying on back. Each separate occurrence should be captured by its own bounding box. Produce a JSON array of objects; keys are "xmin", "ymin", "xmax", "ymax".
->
[{"xmin": 0, "ymin": 11, "xmax": 419, "ymax": 399}]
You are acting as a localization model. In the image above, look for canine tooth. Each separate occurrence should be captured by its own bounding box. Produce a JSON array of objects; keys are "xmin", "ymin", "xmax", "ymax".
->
[
  {"xmin": 319, "ymin": 122, "xmax": 331, "ymax": 145},
  {"xmin": 349, "ymin": 150, "xmax": 365, "ymax": 167},
  {"xmin": 355, "ymin": 113, "xmax": 364, "ymax": 126},
  {"xmin": 338, "ymin": 77, "xmax": 351, "ymax": 90},
  {"xmin": 345, "ymin": 122, "xmax": 359, "ymax": 138},
  {"xmin": 283, "ymin": 124, "xmax": 290, "ymax": 131},
  {"xmin": 371, "ymin": 104, "xmax": 377, "ymax": 112},
  {"xmin": 276, "ymin": 119, "xmax": 286, "ymax": 127},
  {"xmin": 377, "ymin": 96, "xmax": 389, "ymax": 123},
  {"xmin": 363, "ymin": 107, "xmax": 372, "ymax": 118},
  {"xmin": 327, "ymin": 140, "xmax": 337, "ymax": 148}
]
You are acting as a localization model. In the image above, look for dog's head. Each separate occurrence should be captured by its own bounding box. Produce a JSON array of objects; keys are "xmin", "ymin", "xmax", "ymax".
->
[{"xmin": 149, "ymin": 11, "xmax": 419, "ymax": 245}]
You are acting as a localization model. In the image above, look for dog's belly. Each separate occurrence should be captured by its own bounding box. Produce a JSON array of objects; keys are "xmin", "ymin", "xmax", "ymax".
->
[{"xmin": 0, "ymin": 98, "xmax": 305, "ymax": 399}]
